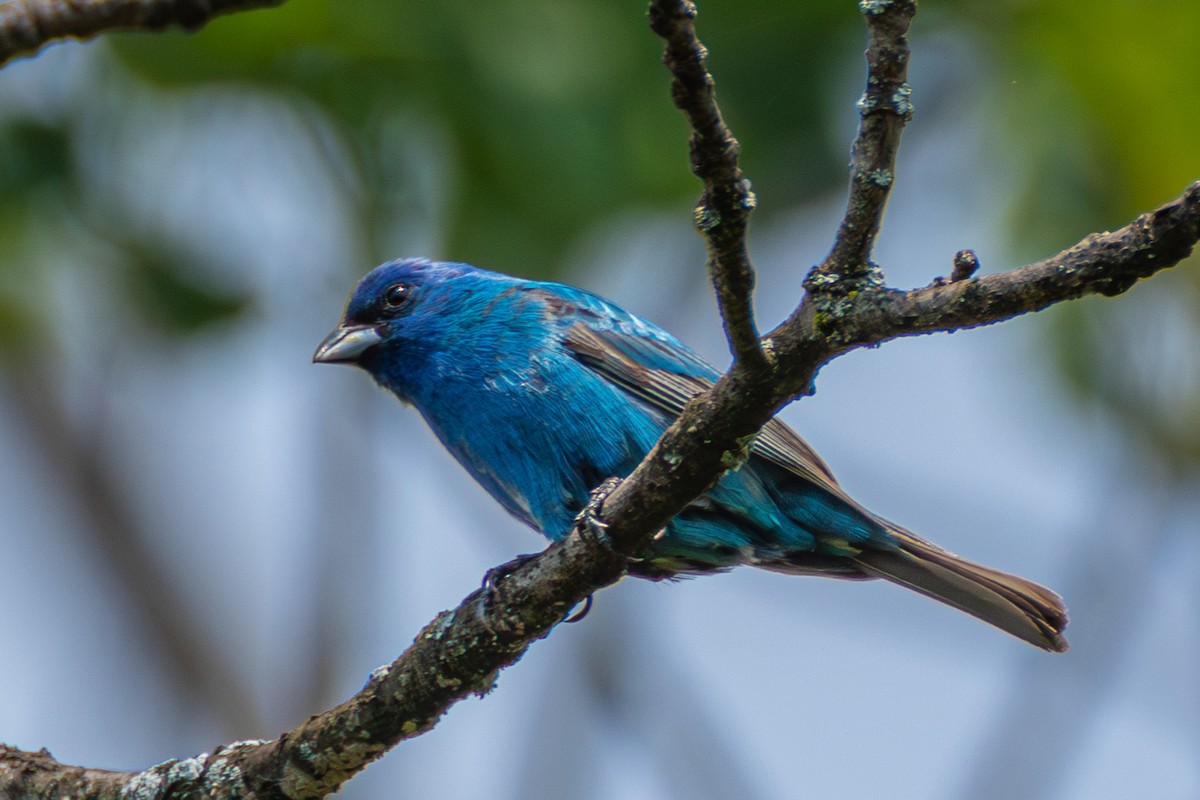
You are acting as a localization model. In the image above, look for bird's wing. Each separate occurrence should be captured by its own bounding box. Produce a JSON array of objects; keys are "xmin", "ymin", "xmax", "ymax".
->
[
  {"xmin": 536, "ymin": 288, "xmax": 1071, "ymax": 652},
  {"xmin": 534, "ymin": 285, "xmax": 854, "ymax": 502}
]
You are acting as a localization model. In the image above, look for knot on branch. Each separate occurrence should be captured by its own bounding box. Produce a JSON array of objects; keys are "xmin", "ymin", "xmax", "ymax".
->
[
  {"xmin": 693, "ymin": 180, "xmax": 757, "ymax": 234},
  {"xmin": 951, "ymin": 249, "xmax": 981, "ymax": 281},
  {"xmin": 932, "ymin": 250, "xmax": 981, "ymax": 286},
  {"xmin": 804, "ymin": 261, "xmax": 885, "ymax": 293}
]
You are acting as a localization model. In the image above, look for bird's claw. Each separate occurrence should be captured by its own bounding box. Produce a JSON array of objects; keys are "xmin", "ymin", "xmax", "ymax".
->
[
  {"xmin": 564, "ymin": 594, "xmax": 593, "ymax": 624},
  {"xmin": 479, "ymin": 478, "xmax": 618, "ymax": 625},
  {"xmin": 574, "ymin": 476, "xmax": 622, "ymax": 546},
  {"xmin": 482, "ymin": 551, "xmax": 540, "ymax": 591},
  {"xmin": 479, "ymin": 551, "xmax": 541, "ymax": 619}
]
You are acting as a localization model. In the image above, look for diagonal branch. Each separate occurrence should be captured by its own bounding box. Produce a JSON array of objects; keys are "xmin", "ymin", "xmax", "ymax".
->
[
  {"xmin": 0, "ymin": 0, "xmax": 286, "ymax": 67},
  {"xmin": 775, "ymin": 181, "xmax": 1200, "ymax": 376},
  {"xmin": 1, "ymin": 532, "xmax": 629, "ymax": 799},
  {"xmin": 648, "ymin": 0, "xmax": 765, "ymax": 370}
]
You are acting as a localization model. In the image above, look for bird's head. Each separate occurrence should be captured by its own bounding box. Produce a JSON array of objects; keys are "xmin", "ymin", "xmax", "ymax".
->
[
  {"xmin": 314, "ymin": 257, "xmax": 472, "ymax": 371},
  {"xmin": 314, "ymin": 256, "xmax": 530, "ymax": 393}
]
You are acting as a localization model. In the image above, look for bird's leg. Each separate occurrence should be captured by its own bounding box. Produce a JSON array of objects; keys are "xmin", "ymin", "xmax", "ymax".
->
[
  {"xmin": 560, "ymin": 476, "xmax": 622, "ymax": 624},
  {"xmin": 574, "ymin": 476, "xmax": 622, "ymax": 546},
  {"xmin": 479, "ymin": 478, "xmax": 622, "ymax": 625}
]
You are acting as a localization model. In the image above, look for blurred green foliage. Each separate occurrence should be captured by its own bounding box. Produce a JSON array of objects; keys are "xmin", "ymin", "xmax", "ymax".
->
[
  {"xmin": 0, "ymin": 120, "xmax": 70, "ymax": 196},
  {"xmin": 963, "ymin": 0, "xmax": 1200, "ymax": 256},
  {"xmin": 105, "ymin": 0, "xmax": 861, "ymax": 274},
  {"xmin": 968, "ymin": 0, "xmax": 1200, "ymax": 471},
  {"xmin": 1051, "ymin": 294, "xmax": 1200, "ymax": 477},
  {"xmin": 122, "ymin": 241, "xmax": 252, "ymax": 336},
  {"xmin": 1, "ymin": 0, "xmax": 1198, "ymax": 464}
]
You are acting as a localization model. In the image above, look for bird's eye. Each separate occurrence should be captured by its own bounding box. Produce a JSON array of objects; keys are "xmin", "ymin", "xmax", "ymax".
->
[{"xmin": 383, "ymin": 283, "xmax": 411, "ymax": 309}]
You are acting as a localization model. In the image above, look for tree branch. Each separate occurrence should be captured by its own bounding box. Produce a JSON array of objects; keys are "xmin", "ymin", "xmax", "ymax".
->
[
  {"xmin": 808, "ymin": 0, "xmax": 916, "ymax": 292},
  {"xmin": 2, "ymin": 531, "xmax": 628, "ymax": 799},
  {"xmin": 598, "ymin": 181, "xmax": 1200, "ymax": 581},
  {"xmin": 648, "ymin": 0, "xmax": 765, "ymax": 369},
  {"xmin": 4, "ymin": 0, "xmax": 1200, "ymax": 797},
  {"xmin": 0, "ymin": 0, "xmax": 286, "ymax": 67},
  {"xmin": 775, "ymin": 180, "xmax": 1200, "ymax": 374}
]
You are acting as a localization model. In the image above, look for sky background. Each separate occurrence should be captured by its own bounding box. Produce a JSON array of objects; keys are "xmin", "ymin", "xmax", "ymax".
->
[{"xmin": 1, "ymin": 2, "xmax": 1198, "ymax": 798}]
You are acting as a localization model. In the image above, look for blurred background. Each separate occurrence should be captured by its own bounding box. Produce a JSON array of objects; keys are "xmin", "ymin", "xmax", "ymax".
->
[{"xmin": 1, "ymin": 1, "xmax": 1198, "ymax": 798}]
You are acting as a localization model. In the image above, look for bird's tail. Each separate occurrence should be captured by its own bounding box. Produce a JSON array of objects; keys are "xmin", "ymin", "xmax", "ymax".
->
[{"xmin": 852, "ymin": 523, "xmax": 1069, "ymax": 652}]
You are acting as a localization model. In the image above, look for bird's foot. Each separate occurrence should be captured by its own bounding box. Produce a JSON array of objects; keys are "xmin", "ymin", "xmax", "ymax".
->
[
  {"xmin": 557, "ymin": 478, "xmax": 621, "ymax": 625},
  {"xmin": 481, "ymin": 551, "xmax": 540, "ymax": 594},
  {"xmin": 476, "ymin": 551, "xmax": 541, "ymax": 629},
  {"xmin": 479, "ymin": 478, "xmax": 619, "ymax": 626},
  {"xmin": 574, "ymin": 476, "xmax": 622, "ymax": 547}
]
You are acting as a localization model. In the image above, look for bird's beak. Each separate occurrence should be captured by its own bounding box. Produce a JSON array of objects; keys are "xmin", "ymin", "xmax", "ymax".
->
[{"xmin": 312, "ymin": 324, "xmax": 383, "ymax": 364}]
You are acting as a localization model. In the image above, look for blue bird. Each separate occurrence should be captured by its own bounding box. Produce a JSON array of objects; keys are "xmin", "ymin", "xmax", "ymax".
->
[{"xmin": 314, "ymin": 258, "xmax": 1068, "ymax": 651}]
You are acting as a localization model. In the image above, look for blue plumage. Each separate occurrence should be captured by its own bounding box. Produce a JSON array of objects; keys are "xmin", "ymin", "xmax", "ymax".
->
[{"xmin": 315, "ymin": 258, "xmax": 1069, "ymax": 651}]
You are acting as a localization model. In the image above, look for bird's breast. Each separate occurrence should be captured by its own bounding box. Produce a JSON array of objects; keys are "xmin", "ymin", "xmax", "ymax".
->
[{"xmin": 415, "ymin": 349, "xmax": 662, "ymax": 539}]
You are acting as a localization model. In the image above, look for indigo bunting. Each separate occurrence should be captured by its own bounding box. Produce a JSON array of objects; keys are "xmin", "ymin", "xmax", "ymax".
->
[{"xmin": 315, "ymin": 258, "xmax": 1068, "ymax": 652}]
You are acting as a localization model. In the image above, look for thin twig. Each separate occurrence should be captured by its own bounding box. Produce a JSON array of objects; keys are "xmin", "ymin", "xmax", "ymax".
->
[
  {"xmin": 0, "ymin": 0, "xmax": 286, "ymax": 67},
  {"xmin": 648, "ymin": 0, "xmax": 765, "ymax": 369},
  {"xmin": 807, "ymin": 0, "xmax": 916, "ymax": 292},
  {"xmin": 810, "ymin": 181, "xmax": 1200, "ymax": 351}
]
